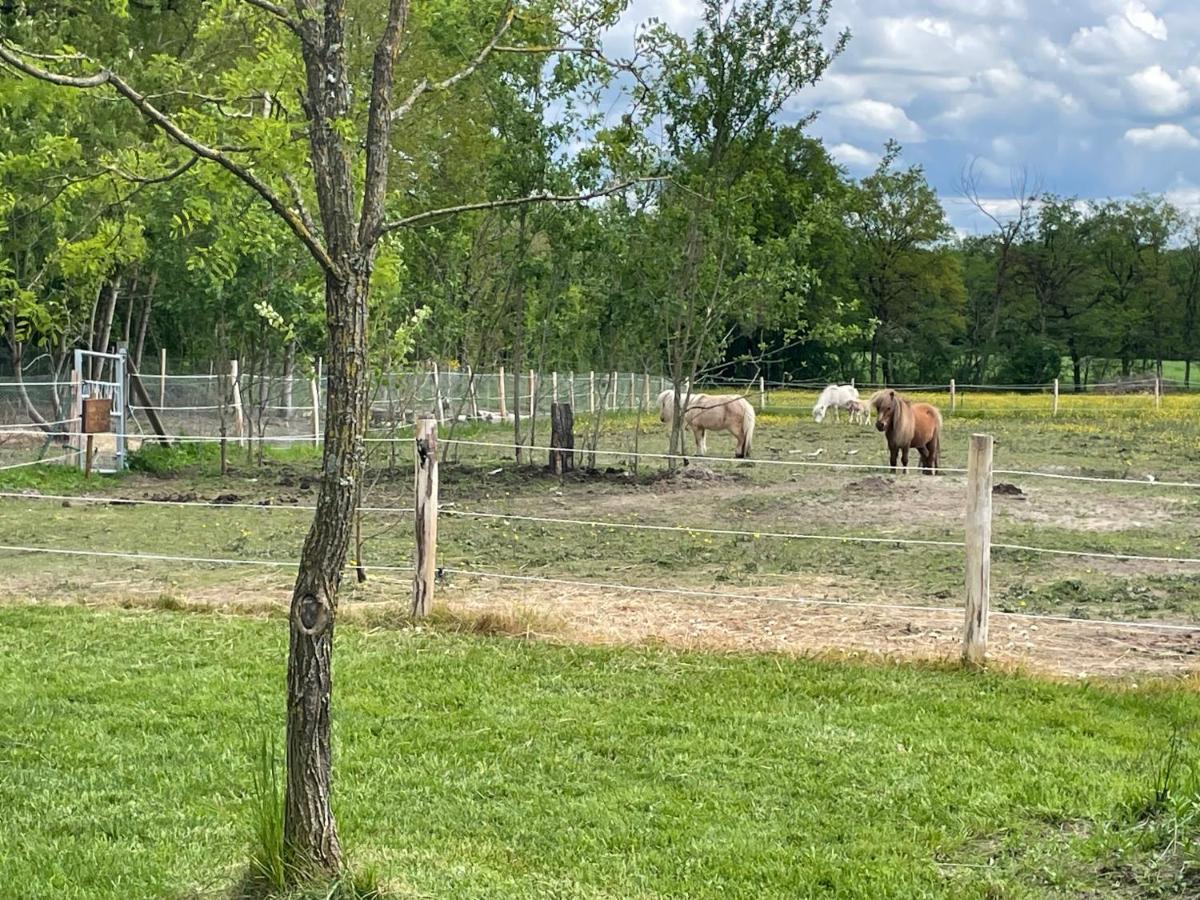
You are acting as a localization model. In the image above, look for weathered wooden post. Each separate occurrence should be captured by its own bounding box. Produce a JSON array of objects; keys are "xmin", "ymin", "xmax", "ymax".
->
[
  {"xmin": 431, "ymin": 360, "xmax": 445, "ymax": 423},
  {"xmin": 1154, "ymin": 375, "xmax": 1162, "ymax": 410},
  {"xmin": 552, "ymin": 371, "xmax": 559, "ymax": 402},
  {"xmin": 412, "ymin": 415, "xmax": 439, "ymax": 617},
  {"xmin": 230, "ymin": 359, "xmax": 246, "ymax": 447},
  {"xmin": 309, "ymin": 371, "xmax": 321, "ymax": 447},
  {"xmin": 963, "ymin": 433, "xmax": 994, "ymax": 668},
  {"xmin": 467, "ymin": 366, "xmax": 480, "ymax": 419},
  {"xmin": 528, "ymin": 369, "xmax": 536, "ymax": 418},
  {"xmin": 549, "ymin": 402, "xmax": 575, "ymax": 474},
  {"xmin": 643, "ymin": 373, "xmax": 651, "ymax": 407},
  {"xmin": 628, "ymin": 372, "xmax": 636, "ymax": 409},
  {"xmin": 1052, "ymin": 378, "xmax": 1059, "ymax": 417},
  {"xmin": 498, "ymin": 365, "xmax": 507, "ymax": 419},
  {"xmin": 569, "ymin": 371, "xmax": 576, "ymax": 408},
  {"xmin": 759, "ymin": 376, "xmax": 766, "ymax": 410},
  {"xmin": 158, "ymin": 348, "xmax": 167, "ymax": 411},
  {"xmin": 949, "ymin": 378, "xmax": 956, "ymax": 413},
  {"xmin": 610, "ymin": 370, "xmax": 618, "ymax": 410},
  {"xmin": 589, "ymin": 371, "xmax": 596, "ymax": 413}
]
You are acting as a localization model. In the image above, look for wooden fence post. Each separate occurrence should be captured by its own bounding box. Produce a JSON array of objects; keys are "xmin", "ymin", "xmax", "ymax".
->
[
  {"xmin": 549, "ymin": 402, "xmax": 575, "ymax": 474},
  {"xmin": 412, "ymin": 415, "xmax": 439, "ymax": 617},
  {"xmin": 589, "ymin": 371, "xmax": 595, "ymax": 413},
  {"xmin": 528, "ymin": 369, "xmax": 536, "ymax": 418},
  {"xmin": 552, "ymin": 371, "xmax": 559, "ymax": 403},
  {"xmin": 963, "ymin": 433, "xmax": 994, "ymax": 668},
  {"xmin": 1154, "ymin": 375, "xmax": 1162, "ymax": 410},
  {"xmin": 1052, "ymin": 378, "xmax": 1059, "ymax": 417},
  {"xmin": 759, "ymin": 376, "xmax": 766, "ymax": 410},
  {"xmin": 949, "ymin": 378, "xmax": 956, "ymax": 413},
  {"xmin": 158, "ymin": 348, "xmax": 167, "ymax": 411},
  {"xmin": 498, "ymin": 365, "xmax": 507, "ymax": 419},
  {"xmin": 467, "ymin": 366, "xmax": 479, "ymax": 419},
  {"xmin": 610, "ymin": 370, "xmax": 618, "ymax": 410},
  {"xmin": 310, "ymin": 372, "xmax": 321, "ymax": 446},
  {"xmin": 569, "ymin": 371, "xmax": 576, "ymax": 408},
  {"xmin": 432, "ymin": 361, "xmax": 445, "ymax": 423},
  {"xmin": 230, "ymin": 359, "xmax": 246, "ymax": 447}
]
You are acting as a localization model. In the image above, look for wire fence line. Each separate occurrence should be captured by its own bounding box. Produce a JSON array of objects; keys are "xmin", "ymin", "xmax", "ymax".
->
[
  {"xmin": 0, "ymin": 540, "xmax": 1194, "ymax": 636},
  {"xmin": 2, "ymin": 485, "xmax": 1199, "ymax": 568}
]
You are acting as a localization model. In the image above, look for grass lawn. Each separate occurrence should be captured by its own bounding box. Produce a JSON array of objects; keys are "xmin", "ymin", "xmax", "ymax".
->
[{"xmin": 0, "ymin": 604, "xmax": 1197, "ymax": 899}]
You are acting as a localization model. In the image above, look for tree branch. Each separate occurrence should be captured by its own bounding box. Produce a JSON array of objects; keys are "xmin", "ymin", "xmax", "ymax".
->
[
  {"xmin": 390, "ymin": 4, "xmax": 516, "ymax": 126},
  {"xmin": 0, "ymin": 41, "xmax": 336, "ymax": 276},
  {"xmin": 378, "ymin": 177, "xmax": 663, "ymax": 235},
  {"xmin": 99, "ymin": 155, "xmax": 200, "ymax": 185},
  {"xmin": 240, "ymin": 0, "xmax": 303, "ymax": 37}
]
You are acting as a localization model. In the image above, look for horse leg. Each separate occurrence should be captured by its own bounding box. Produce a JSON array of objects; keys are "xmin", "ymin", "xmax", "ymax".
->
[
  {"xmin": 694, "ymin": 427, "xmax": 706, "ymax": 456},
  {"xmin": 901, "ymin": 447, "xmax": 909, "ymax": 473},
  {"xmin": 889, "ymin": 446, "xmax": 898, "ymax": 472}
]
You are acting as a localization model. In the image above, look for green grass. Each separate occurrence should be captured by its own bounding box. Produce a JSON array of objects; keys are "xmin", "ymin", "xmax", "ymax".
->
[{"xmin": 0, "ymin": 604, "xmax": 1196, "ymax": 898}]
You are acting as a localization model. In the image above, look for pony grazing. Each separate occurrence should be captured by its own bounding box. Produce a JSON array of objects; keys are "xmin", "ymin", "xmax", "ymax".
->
[
  {"xmin": 657, "ymin": 389, "xmax": 756, "ymax": 458},
  {"xmin": 812, "ymin": 384, "xmax": 860, "ymax": 423},
  {"xmin": 868, "ymin": 389, "xmax": 942, "ymax": 474}
]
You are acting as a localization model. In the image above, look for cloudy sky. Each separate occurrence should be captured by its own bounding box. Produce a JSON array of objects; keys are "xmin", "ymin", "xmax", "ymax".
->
[{"xmin": 620, "ymin": 0, "xmax": 1200, "ymax": 232}]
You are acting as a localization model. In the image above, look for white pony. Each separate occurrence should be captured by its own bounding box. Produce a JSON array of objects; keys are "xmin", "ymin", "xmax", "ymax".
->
[
  {"xmin": 657, "ymin": 389, "xmax": 756, "ymax": 458},
  {"xmin": 812, "ymin": 383, "xmax": 861, "ymax": 423}
]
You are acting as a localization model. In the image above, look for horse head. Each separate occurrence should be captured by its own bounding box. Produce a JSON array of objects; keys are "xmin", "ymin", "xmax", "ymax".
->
[{"xmin": 869, "ymin": 389, "xmax": 899, "ymax": 433}]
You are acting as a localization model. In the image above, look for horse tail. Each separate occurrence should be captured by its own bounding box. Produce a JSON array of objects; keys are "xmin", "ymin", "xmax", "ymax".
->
[{"xmin": 741, "ymin": 400, "xmax": 756, "ymax": 457}]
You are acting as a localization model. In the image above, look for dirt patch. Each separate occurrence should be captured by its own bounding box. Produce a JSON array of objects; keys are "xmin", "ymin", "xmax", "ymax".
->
[{"xmin": 436, "ymin": 579, "xmax": 1200, "ymax": 680}]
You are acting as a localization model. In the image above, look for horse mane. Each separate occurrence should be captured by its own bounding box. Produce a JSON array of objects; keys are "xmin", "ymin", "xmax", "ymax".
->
[{"xmin": 869, "ymin": 389, "xmax": 914, "ymax": 445}]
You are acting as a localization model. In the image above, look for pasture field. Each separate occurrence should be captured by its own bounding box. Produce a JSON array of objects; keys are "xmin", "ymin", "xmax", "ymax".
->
[
  {"xmin": 1, "ymin": 389, "xmax": 1199, "ymax": 897},
  {"xmin": 0, "ymin": 388, "xmax": 1197, "ymax": 675},
  {"xmin": 0, "ymin": 603, "xmax": 1198, "ymax": 899}
]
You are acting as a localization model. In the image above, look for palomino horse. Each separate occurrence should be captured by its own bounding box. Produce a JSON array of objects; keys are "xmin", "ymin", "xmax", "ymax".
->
[
  {"xmin": 868, "ymin": 389, "xmax": 942, "ymax": 474},
  {"xmin": 812, "ymin": 383, "xmax": 860, "ymax": 423},
  {"xmin": 657, "ymin": 389, "xmax": 756, "ymax": 458}
]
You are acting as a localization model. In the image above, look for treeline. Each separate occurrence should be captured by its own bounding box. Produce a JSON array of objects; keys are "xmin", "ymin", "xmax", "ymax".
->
[{"xmin": 3, "ymin": 0, "xmax": 1198, "ymax": 413}]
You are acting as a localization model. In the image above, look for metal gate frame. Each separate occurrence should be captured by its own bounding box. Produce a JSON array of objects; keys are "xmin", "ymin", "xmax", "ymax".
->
[{"xmin": 73, "ymin": 346, "xmax": 127, "ymax": 472}]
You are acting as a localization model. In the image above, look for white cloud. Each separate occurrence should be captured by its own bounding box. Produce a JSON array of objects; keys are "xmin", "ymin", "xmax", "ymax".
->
[
  {"xmin": 1123, "ymin": 123, "xmax": 1200, "ymax": 149},
  {"xmin": 929, "ymin": 0, "xmax": 1026, "ymax": 18},
  {"xmin": 829, "ymin": 143, "xmax": 879, "ymax": 170},
  {"xmin": 1126, "ymin": 65, "xmax": 1189, "ymax": 115},
  {"xmin": 827, "ymin": 99, "xmax": 925, "ymax": 141},
  {"xmin": 1123, "ymin": 0, "xmax": 1168, "ymax": 41}
]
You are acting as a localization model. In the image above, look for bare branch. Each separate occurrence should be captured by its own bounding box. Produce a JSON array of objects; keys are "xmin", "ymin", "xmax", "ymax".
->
[
  {"xmin": 494, "ymin": 44, "xmax": 652, "ymax": 92},
  {"xmin": 100, "ymin": 155, "xmax": 200, "ymax": 185},
  {"xmin": 390, "ymin": 4, "xmax": 516, "ymax": 126},
  {"xmin": 284, "ymin": 172, "xmax": 319, "ymax": 236},
  {"xmin": 240, "ymin": 0, "xmax": 303, "ymax": 37},
  {"xmin": 0, "ymin": 41, "xmax": 335, "ymax": 275},
  {"xmin": 378, "ymin": 177, "xmax": 664, "ymax": 236}
]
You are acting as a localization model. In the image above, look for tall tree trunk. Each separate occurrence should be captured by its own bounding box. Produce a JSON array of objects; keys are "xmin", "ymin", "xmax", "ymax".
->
[
  {"xmin": 1186, "ymin": 358, "xmax": 1191, "ymax": 388},
  {"xmin": 91, "ymin": 275, "xmax": 121, "ymax": 381},
  {"xmin": 284, "ymin": 268, "xmax": 368, "ymax": 875},
  {"xmin": 510, "ymin": 207, "xmax": 529, "ymax": 464},
  {"xmin": 134, "ymin": 271, "xmax": 156, "ymax": 370}
]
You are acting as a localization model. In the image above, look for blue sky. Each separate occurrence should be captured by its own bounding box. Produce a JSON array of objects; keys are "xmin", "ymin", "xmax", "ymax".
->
[{"xmin": 618, "ymin": 0, "xmax": 1200, "ymax": 232}]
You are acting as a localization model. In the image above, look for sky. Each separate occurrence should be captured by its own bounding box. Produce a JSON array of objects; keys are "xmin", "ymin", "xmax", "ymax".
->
[{"xmin": 617, "ymin": 0, "xmax": 1200, "ymax": 232}]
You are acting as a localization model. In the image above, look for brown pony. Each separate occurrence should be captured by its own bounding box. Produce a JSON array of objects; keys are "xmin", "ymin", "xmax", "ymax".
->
[{"xmin": 868, "ymin": 389, "xmax": 942, "ymax": 474}]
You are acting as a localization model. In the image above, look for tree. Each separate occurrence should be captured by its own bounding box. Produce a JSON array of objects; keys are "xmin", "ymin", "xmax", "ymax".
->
[
  {"xmin": 848, "ymin": 142, "xmax": 962, "ymax": 383},
  {"xmin": 637, "ymin": 0, "xmax": 848, "ymax": 454},
  {"xmin": 1, "ymin": 0, "xmax": 644, "ymax": 880}
]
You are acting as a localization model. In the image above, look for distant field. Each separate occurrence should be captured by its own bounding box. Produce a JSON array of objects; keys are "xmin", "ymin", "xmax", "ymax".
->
[{"xmin": 0, "ymin": 605, "xmax": 1196, "ymax": 899}]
